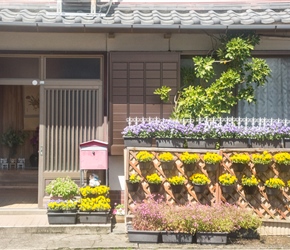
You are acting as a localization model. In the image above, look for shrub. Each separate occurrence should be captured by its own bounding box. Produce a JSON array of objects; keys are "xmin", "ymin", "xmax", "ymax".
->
[
  {"xmin": 180, "ymin": 152, "xmax": 199, "ymax": 164},
  {"xmin": 45, "ymin": 177, "xmax": 79, "ymax": 199}
]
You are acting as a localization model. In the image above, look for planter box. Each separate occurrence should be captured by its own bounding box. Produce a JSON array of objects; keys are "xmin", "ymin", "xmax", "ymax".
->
[
  {"xmin": 221, "ymin": 138, "xmax": 250, "ymax": 148},
  {"xmin": 171, "ymin": 184, "xmax": 184, "ymax": 193},
  {"xmin": 47, "ymin": 212, "xmax": 77, "ymax": 224},
  {"xmin": 283, "ymin": 138, "xmax": 290, "ymax": 148},
  {"xmin": 124, "ymin": 137, "xmax": 153, "ymax": 147},
  {"xmin": 232, "ymin": 163, "xmax": 246, "ymax": 172},
  {"xmin": 276, "ymin": 163, "xmax": 290, "ymax": 172},
  {"xmin": 243, "ymin": 185, "xmax": 257, "ymax": 195},
  {"xmin": 196, "ymin": 232, "xmax": 228, "ymax": 244},
  {"xmin": 78, "ymin": 211, "xmax": 109, "ymax": 224},
  {"xmin": 193, "ymin": 184, "xmax": 207, "ymax": 193},
  {"xmin": 161, "ymin": 231, "xmax": 193, "ymax": 243},
  {"xmin": 220, "ymin": 184, "xmax": 235, "ymax": 194},
  {"xmin": 149, "ymin": 183, "xmax": 161, "ymax": 193},
  {"xmin": 254, "ymin": 164, "xmax": 269, "ymax": 172},
  {"xmin": 127, "ymin": 230, "xmax": 161, "ymax": 243},
  {"xmin": 126, "ymin": 181, "xmax": 139, "ymax": 192},
  {"xmin": 186, "ymin": 138, "xmax": 206, "ymax": 149},
  {"xmin": 265, "ymin": 187, "xmax": 280, "ymax": 196},
  {"xmin": 251, "ymin": 139, "xmax": 282, "ymax": 148},
  {"xmin": 229, "ymin": 228, "xmax": 259, "ymax": 239},
  {"xmin": 156, "ymin": 138, "xmax": 184, "ymax": 148},
  {"xmin": 160, "ymin": 161, "xmax": 175, "ymax": 170}
]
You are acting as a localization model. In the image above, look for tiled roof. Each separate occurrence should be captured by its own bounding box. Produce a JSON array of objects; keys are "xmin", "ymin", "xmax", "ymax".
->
[{"xmin": 1, "ymin": 4, "xmax": 290, "ymax": 30}]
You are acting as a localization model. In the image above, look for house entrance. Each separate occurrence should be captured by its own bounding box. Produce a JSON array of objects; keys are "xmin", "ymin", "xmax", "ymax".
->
[{"xmin": 0, "ymin": 55, "xmax": 105, "ymax": 208}]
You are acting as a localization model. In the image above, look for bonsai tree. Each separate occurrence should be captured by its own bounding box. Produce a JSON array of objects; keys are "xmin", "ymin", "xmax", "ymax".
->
[
  {"xmin": 1, "ymin": 127, "xmax": 28, "ymax": 158},
  {"xmin": 154, "ymin": 33, "xmax": 271, "ymax": 119}
]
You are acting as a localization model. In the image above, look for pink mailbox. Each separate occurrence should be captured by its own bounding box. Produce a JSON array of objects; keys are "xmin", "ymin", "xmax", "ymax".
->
[{"xmin": 79, "ymin": 140, "xmax": 108, "ymax": 185}]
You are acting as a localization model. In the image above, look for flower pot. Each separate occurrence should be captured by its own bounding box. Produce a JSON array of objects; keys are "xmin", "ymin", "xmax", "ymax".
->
[
  {"xmin": 221, "ymin": 138, "xmax": 250, "ymax": 148},
  {"xmin": 220, "ymin": 184, "xmax": 235, "ymax": 194},
  {"xmin": 243, "ymin": 185, "xmax": 257, "ymax": 195},
  {"xmin": 229, "ymin": 228, "xmax": 259, "ymax": 239},
  {"xmin": 139, "ymin": 161, "xmax": 152, "ymax": 170},
  {"xmin": 171, "ymin": 184, "xmax": 184, "ymax": 193},
  {"xmin": 283, "ymin": 138, "xmax": 290, "ymax": 148},
  {"xmin": 123, "ymin": 137, "xmax": 153, "ymax": 147},
  {"xmin": 115, "ymin": 215, "xmax": 125, "ymax": 223},
  {"xmin": 149, "ymin": 183, "xmax": 161, "ymax": 193},
  {"xmin": 78, "ymin": 211, "xmax": 109, "ymax": 224},
  {"xmin": 254, "ymin": 164, "xmax": 269, "ymax": 172},
  {"xmin": 265, "ymin": 187, "xmax": 280, "ymax": 196},
  {"xmin": 232, "ymin": 163, "xmax": 246, "ymax": 172},
  {"xmin": 128, "ymin": 230, "xmax": 161, "ymax": 243},
  {"xmin": 126, "ymin": 181, "xmax": 139, "ymax": 192},
  {"xmin": 193, "ymin": 184, "xmax": 207, "ymax": 193},
  {"xmin": 196, "ymin": 232, "xmax": 228, "ymax": 245},
  {"xmin": 161, "ymin": 231, "xmax": 193, "ymax": 243},
  {"xmin": 47, "ymin": 212, "xmax": 77, "ymax": 224},
  {"xmin": 160, "ymin": 161, "xmax": 175, "ymax": 170},
  {"xmin": 156, "ymin": 138, "xmax": 184, "ymax": 148},
  {"xmin": 251, "ymin": 139, "xmax": 282, "ymax": 148},
  {"xmin": 186, "ymin": 138, "xmax": 206, "ymax": 149},
  {"xmin": 205, "ymin": 163, "xmax": 219, "ymax": 172},
  {"xmin": 276, "ymin": 163, "xmax": 290, "ymax": 172},
  {"xmin": 183, "ymin": 163, "xmax": 195, "ymax": 171},
  {"xmin": 204, "ymin": 139, "xmax": 219, "ymax": 149}
]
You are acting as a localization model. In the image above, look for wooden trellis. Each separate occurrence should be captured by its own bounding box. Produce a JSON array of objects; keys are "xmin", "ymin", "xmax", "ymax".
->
[{"xmin": 125, "ymin": 147, "xmax": 290, "ymax": 221}]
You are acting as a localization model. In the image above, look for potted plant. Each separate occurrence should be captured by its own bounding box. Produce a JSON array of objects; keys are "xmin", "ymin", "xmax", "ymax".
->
[
  {"xmin": 241, "ymin": 175, "xmax": 259, "ymax": 195},
  {"xmin": 122, "ymin": 122, "xmax": 153, "ymax": 147},
  {"xmin": 113, "ymin": 203, "xmax": 125, "ymax": 223},
  {"xmin": 146, "ymin": 173, "xmax": 162, "ymax": 193},
  {"xmin": 79, "ymin": 185, "xmax": 110, "ymax": 198},
  {"xmin": 180, "ymin": 152, "xmax": 199, "ymax": 171},
  {"xmin": 153, "ymin": 119, "xmax": 186, "ymax": 148},
  {"xmin": 230, "ymin": 153, "xmax": 250, "ymax": 172},
  {"xmin": 273, "ymin": 152, "xmax": 290, "ymax": 172},
  {"xmin": 78, "ymin": 195, "xmax": 111, "ymax": 224},
  {"xmin": 167, "ymin": 175, "xmax": 186, "ymax": 193},
  {"xmin": 219, "ymin": 173, "xmax": 237, "ymax": 194},
  {"xmin": 47, "ymin": 199, "xmax": 78, "ymax": 224},
  {"xmin": 203, "ymin": 152, "xmax": 222, "ymax": 171},
  {"xmin": 252, "ymin": 151, "xmax": 272, "ymax": 172},
  {"xmin": 126, "ymin": 173, "xmax": 141, "ymax": 192},
  {"xmin": 264, "ymin": 177, "xmax": 285, "ymax": 196},
  {"xmin": 1, "ymin": 127, "xmax": 28, "ymax": 158},
  {"xmin": 158, "ymin": 152, "xmax": 175, "ymax": 170},
  {"xmin": 45, "ymin": 177, "xmax": 79, "ymax": 199},
  {"xmin": 136, "ymin": 151, "xmax": 154, "ymax": 170},
  {"xmin": 189, "ymin": 173, "xmax": 210, "ymax": 193}
]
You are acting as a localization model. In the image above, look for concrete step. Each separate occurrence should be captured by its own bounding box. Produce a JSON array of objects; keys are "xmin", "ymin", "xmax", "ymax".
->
[{"xmin": 0, "ymin": 208, "xmax": 46, "ymax": 215}]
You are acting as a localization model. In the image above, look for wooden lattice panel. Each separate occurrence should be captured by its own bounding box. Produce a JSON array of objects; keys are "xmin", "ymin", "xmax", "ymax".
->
[{"xmin": 125, "ymin": 148, "xmax": 290, "ymax": 221}]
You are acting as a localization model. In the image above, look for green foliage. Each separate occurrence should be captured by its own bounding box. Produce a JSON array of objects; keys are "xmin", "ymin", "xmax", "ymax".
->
[
  {"xmin": 45, "ymin": 177, "xmax": 79, "ymax": 199},
  {"xmin": 155, "ymin": 33, "xmax": 271, "ymax": 119},
  {"xmin": 153, "ymin": 86, "xmax": 171, "ymax": 102}
]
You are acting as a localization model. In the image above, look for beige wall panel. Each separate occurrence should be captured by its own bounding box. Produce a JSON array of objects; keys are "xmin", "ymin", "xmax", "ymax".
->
[
  {"xmin": 0, "ymin": 32, "xmax": 106, "ymax": 51},
  {"xmin": 108, "ymin": 33, "xmax": 169, "ymax": 51},
  {"xmin": 129, "ymin": 95, "xmax": 144, "ymax": 104},
  {"xmin": 129, "ymin": 104, "xmax": 144, "ymax": 115},
  {"xmin": 146, "ymin": 104, "xmax": 161, "ymax": 116},
  {"xmin": 257, "ymin": 36, "xmax": 290, "ymax": 50}
]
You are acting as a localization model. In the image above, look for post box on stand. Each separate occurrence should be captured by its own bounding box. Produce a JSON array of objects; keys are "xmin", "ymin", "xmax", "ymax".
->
[{"xmin": 79, "ymin": 140, "xmax": 108, "ymax": 186}]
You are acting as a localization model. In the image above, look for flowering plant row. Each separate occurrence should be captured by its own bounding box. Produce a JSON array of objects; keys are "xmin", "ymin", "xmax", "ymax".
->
[
  {"xmin": 132, "ymin": 196, "xmax": 262, "ymax": 233},
  {"xmin": 122, "ymin": 119, "xmax": 290, "ymax": 140}
]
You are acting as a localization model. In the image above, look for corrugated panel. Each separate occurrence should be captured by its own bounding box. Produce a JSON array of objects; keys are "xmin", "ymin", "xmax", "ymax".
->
[{"xmin": 44, "ymin": 88, "xmax": 99, "ymax": 172}]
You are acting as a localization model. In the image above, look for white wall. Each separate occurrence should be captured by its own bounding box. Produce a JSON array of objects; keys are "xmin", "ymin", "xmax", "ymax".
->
[{"xmin": 108, "ymin": 155, "xmax": 125, "ymax": 190}]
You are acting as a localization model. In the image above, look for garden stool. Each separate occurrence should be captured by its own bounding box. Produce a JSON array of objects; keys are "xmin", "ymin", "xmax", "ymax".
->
[
  {"xmin": 9, "ymin": 158, "xmax": 16, "ymax": 169},
  {"xmin": 17, "ymin": 158, "xmax": 25, "ymax": 170},
  {"xmin": 0, "ymin": 158, "xmax": 9, "ymax": 170}
]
